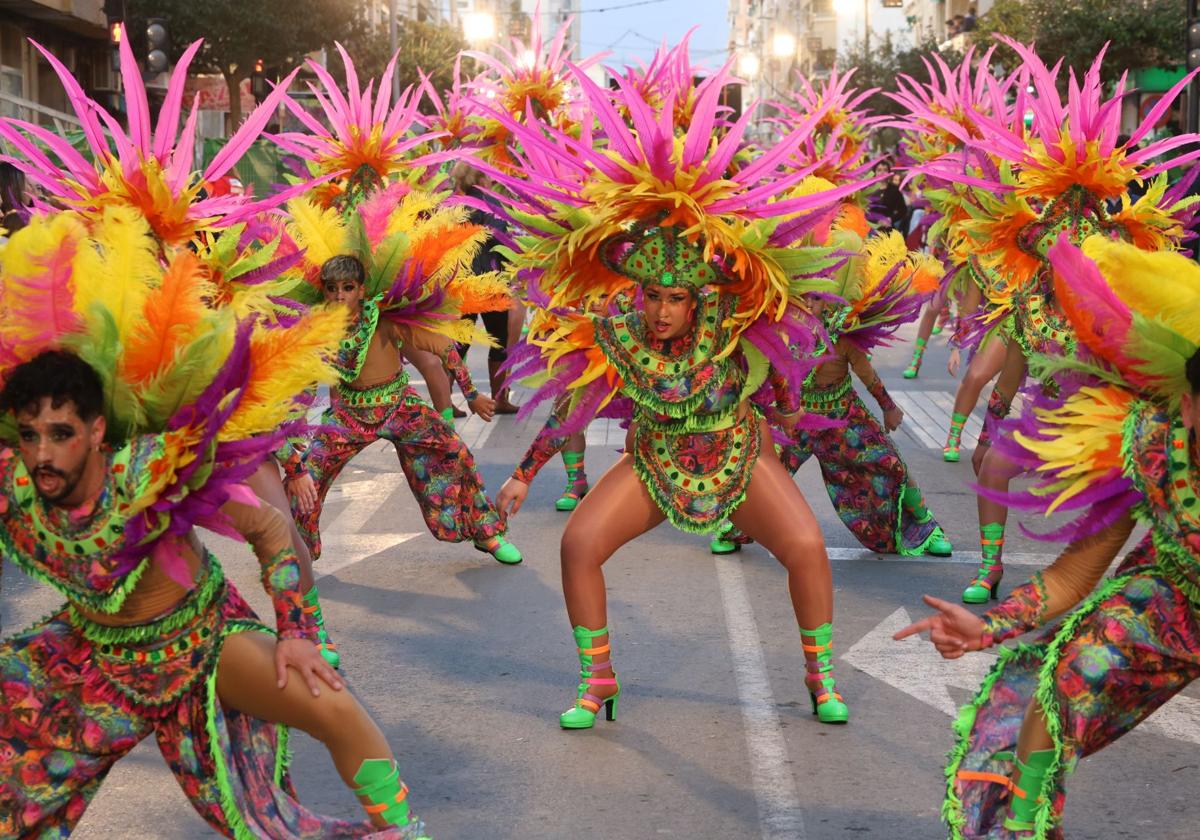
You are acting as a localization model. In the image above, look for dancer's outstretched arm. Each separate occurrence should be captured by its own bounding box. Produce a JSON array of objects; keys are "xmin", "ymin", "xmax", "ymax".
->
[
  {"xmin": 893, "ymin": 514, "xmax": 1134, "ymax": 655},
  {"xmin": 844, "ymin": 339, "xmax": 902, "ymax": 430}
]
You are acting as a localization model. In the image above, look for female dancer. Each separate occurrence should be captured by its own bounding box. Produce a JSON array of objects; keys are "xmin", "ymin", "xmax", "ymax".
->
[
  {"xmin": 479, "ymin": 59, "xmax": 890, "ymax": 728},
  {"xmin": 897, "ymin": 235, "xmax": 1200, "ymax": 839},
  {"xmin": 711, "ymin": 231, "xmax": 953, "ymax": 558}
]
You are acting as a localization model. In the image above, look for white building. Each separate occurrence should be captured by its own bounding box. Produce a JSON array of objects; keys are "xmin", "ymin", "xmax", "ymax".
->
[
  {"xmin": 902, "ymin": 0, "xmax": 993, "ymax": 48},
  {"xmin": 728, "ymin": 0, "xmax": 908, "ymax": 111}
]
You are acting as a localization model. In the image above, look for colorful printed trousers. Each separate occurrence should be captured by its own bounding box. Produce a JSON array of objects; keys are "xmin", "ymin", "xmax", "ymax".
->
[
  {"xmin": 946, "ymin": 536, "xmax": 1200, "ymax": 839},
  {"xmin": 780, "ymin": 382, "xmax": 940, "ymax": 555},
  {"xmin": 295, "ymin": 376, "xmax": 504, "ymax": 560},
  {"xmin": 0, "ymin": 560, "xmax": 389, "ymax": 838}
]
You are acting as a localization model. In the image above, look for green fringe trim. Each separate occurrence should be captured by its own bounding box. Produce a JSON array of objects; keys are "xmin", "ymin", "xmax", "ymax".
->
[
  {"xmin": 68, "ymin": 556, "xmax": 225, "ymax": 645},
  {"xmin": 630, "ymin": 417, "xmax": 760, "ymax": 535},
  {"xmin": 203, "ymin": 620, "xmax": 290, "ymax": 840},
  {"xmin": 1027, "ymin": 573, "xmax": 1129, "ymax": 839},
  {"xmin": 942, "ymin": 643, "xmax": 1025, "ymax": 840},
  {"xmin": 894, "ymin": 479, "xmax": 945, "ymax": 558}
]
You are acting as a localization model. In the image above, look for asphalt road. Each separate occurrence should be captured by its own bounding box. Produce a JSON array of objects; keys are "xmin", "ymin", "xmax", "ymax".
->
[{"xmin": 3, "ymin": 321, "xmax": 1197, "ymax": 839}]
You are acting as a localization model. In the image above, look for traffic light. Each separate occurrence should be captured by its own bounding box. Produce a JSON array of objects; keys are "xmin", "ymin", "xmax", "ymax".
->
[
  {"xmin": 251, "ymin": 59, "xmax": 268, "ymax": 103},
  {"xmin": 146, "ymin": 18, "xmax": 170, "ymax": 74}
]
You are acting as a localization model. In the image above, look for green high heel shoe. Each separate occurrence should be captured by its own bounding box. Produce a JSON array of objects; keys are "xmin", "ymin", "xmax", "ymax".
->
[
  {"xmin": 902, "ymin": 337, "xmax": 926, "ymax": 379},
  {"xmin": 475, "ymin": 534, "xmax": 523, "ymax": 565},
  {"xmin": 352, "ymin": 759, "xmax": 431, "ymax": 838},
  {"xmin": 800, "ymin": 623, "xmax": 849, "ymax": 724},
  {"xmin": 555, "ymin": 452, "xmax": 588, "ymax": 512},
  {"xmin": 963, "ymin": 523, "xmax": 1004, "ymax": 604},
  {"xmin": 944, "ymin": 412, "xmax": 967, "ymax": 463},
  {"xmin": 1002, "ymin": 748, "xmax": 1054, "ymax": 832},
  {"xmin": 709, "ymin": 520, "xmax": 742, "ymax": 554},
  {"xmin": 560, "ymin": 625, "xmax": 620, "ymax": 729},
  {"xmin": 901, "ymin": 486, "xmax": 953, "ymax": 557},
  {"xmin": 302, "ymin": 585, "xmax": 341, "ymax": 669}
]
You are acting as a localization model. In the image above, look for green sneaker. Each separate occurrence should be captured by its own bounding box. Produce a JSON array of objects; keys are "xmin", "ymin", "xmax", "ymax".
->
[{"xmin": 476, "ymin": 535, "xmax": 523, "ymax": 565}]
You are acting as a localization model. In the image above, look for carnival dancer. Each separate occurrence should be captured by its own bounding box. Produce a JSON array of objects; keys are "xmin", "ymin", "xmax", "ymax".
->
[
  {"xmin": 887, "ymin": 48, "xmax": 1019, "ymax": 458},
  {"xmin": 0, "ymin": 28, "xmax": 354, "ymax": 670},
  {"xmin": 711, "ymin": 230, "xmax": 953, "ymax": 558},
  {"xmin": 895, "ymin": 234, "xmax": 1200, "ymax": 840},
  {"xmin": 0, "ymin": 215, "xmax": 428, "ymax": 837},
  {"xmin": 904, "ymin": 40, "xmax": 1200, "ymax": 604},
  {"xmin": 289, "ymin": 248, "xmax": 521, "ymax": 564},
  {"xmin": 482, "ymin": 55, "xmax": 877, "ymax": 727}
]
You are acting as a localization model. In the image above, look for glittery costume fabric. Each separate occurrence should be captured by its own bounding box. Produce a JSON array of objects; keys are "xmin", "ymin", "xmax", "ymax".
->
[
  {"xmin": 293, "ymin": 372, "xmax": 505, "ymax": 560},
  {"xmin": 0, "ymin": 436, "xmax": 399, "ymax": 837},
  {"xmin": 945, "ymin": 409, "xmax": 1200, "ymax": 839},
  {"xmin": 778, "ymin": 377, "xmax": 940, "ymax": 555}
]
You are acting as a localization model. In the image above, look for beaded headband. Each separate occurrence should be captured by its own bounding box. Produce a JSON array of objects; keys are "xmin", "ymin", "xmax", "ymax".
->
[{"xmin": 601, "ymin": 223, "xmax": 730, "ymax": 290}]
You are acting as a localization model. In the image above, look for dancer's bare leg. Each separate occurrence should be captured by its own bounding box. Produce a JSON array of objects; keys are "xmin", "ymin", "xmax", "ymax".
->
[{"xmin": 217, "ymin": 632, "xmax": 399, "ymax": 827}]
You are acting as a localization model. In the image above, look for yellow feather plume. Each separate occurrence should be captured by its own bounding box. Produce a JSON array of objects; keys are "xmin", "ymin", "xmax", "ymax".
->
[
  {"xmin": 84, "ymin": 207, "xmax": 159, "ymax": 338},
  {"xmin": 285, "ymin": 196, "xmax": 349, "ymax": 270},
  {"xmin": 220, "ymin": 305, "xmax": 349, "ymax": 441},
  {"xmin": 1080, "ymin": 236, "xmax": 1200, "ymax": 347}
]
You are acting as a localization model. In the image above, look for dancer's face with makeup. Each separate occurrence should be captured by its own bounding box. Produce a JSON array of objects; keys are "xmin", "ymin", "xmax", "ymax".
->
[
  {"xmin": 15, "ymin": 398, "xmax": 106, "ymax": 507},
  {"xmin": 642, "ymin": 284, "xmax": 696, "ymax": 341}
]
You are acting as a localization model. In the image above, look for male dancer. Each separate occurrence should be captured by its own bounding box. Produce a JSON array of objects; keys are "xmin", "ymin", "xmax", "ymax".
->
[
  {"xmin": 0, "ymin": 350, "xmax": 427, "ymax": 837},
  {"xmin": 290, "ymin": 255, "xmax": 523, "ymax": 565}
]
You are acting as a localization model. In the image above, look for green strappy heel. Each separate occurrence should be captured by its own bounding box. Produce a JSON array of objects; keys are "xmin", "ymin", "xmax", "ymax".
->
[
  {"xmin": 801, "ymin": 623, "xmax": 849, "ymax": 724},
  {"xmin": 352, "ymin": 759, "xmax": 431, "ymax": 838},
  {"xmin": 944, "ymin": 412, "xmax": 967, "ymax": 463},
  {"xmin": 302, "ymin": 585, "xmax": 340, "ymax": 669},
  {"xmin": 963, "ymin": 523, "xmax": 1004, "ymax": 603},
  {"xmin": 1003, "ymin": 748, "xmax": 1054, "ymax": 832},
  {"xmin": 555, "ymin": 451, "xmax": 588, "ymax": 512},
  {"xmin": 903, "ymin": 337, "xmax": 926, "ymax": 379},
  {"xmin": 560, "ymin": 625, "xmax": 620, "ymax": 729}
]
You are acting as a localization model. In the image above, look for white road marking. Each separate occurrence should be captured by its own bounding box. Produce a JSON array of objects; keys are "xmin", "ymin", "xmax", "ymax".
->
[
  {"xmin": 892, "ymin": 393, "xmax": 943, "ymax": 449},
  {"xmin": 714, "ymin": 555, "xmax": 807, "ymax": 840},
  {"xmin": 927, "ymin": 390, "xmax": 983, "ymax": 447},
  {"xmin": 317, "ymin": 479, "xmax": 420, "ymax": 577},
  {"xmin": 824, "ymin": 546, "xmax": 1059, "ymax": 568},
  {"xmin": 846, "ymin": 608, "xmax": 1200, "ymax": 746}
]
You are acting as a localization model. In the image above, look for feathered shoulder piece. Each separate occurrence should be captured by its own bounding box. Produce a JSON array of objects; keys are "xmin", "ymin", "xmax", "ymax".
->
[
  {"xmin": 0, "ymin": 209, "xmax": 345, "ymax": 584},
  {"xmin": 0, "ymin": 26, "xmax": 304, "ymax": 249},
  {"xmin": 981, "ymin": 233, "xmax": 1200, "ymax": 542},
  {"xmin": 279, "ymin": 183, "xmax": 508, "ymax": 346},
  {"xmin": 827, "ymin": 229, "xmax": 943, "ymax": 351}
]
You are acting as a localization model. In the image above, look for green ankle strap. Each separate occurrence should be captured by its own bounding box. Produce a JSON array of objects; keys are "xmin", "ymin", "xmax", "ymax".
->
[
  {"xmin": 1005, "ymin": 748, "xmax": 1054, "ymax": 829},
  {"xmin": 902, "ymin": 485, "xmax": 933, "ymax": 523},
  {"xmin": 980, "ymin": 523, "xmax": 1005, "ymax": 564},
  {"xmin": 353, "ymin": 758, "xmax": 411, "ymax": 826},
  {"xmin": 948, "ymin": 412, "xmax": 967, "ymax": 433},
  {"xmin": 562, "ymin": 451, "xmax": 585, "ymax": 467},
  {"xmin": 440, "ymin": 406, "xmax": 454, "ymax": 422},
  {"xmin": 914, "ymin": 337, "xmax": 927, "ymax": 350},
  {"xmin": 572, "ymin": 624, "xmax": 608, "ymax": 646}
]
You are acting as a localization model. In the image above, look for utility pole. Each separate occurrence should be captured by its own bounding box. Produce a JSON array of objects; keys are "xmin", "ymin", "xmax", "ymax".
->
[{"xmin": 390, "ymin": 0, "xmax": 401, "ymax": 105}]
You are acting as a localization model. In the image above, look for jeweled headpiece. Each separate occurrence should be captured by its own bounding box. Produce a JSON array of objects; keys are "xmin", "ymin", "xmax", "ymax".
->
[{"xmin": 601, "ymin": 223, "xmax": 729, "ymax": 290}]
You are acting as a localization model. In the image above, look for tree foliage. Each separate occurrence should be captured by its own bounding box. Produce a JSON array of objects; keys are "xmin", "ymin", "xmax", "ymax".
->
[
  {"xmin": 974, "ymin": 0, "xmax": 1185, "ymax": 83},
  {"xmin": 835, "ymin": 31, "xmax": 964, "ymax": 147},
  {"xmin": 126, "ymin": 0, "xmax": 364, "ymax": 128},
  {"xmin": 336, "ymin": 16, "xmax": 475, "ymax": 114}
]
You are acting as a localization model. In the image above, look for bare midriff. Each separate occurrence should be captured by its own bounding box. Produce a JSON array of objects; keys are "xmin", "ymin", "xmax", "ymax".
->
[
  {"xmin": 73, "ymin": 533, "xmax": 204, "ymax": 627},
  {"xmin": 344, "ymin": 322, "xmax": 404, "ymax": 391}
]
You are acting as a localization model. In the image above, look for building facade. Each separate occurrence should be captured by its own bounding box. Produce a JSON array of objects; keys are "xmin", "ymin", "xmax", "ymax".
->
[
  {"xmin": 902, "ymin": 0, "xmax": 993, "ymax": 47},
  {"xmin": 0, "ymin": 0, "xmax": 112, "ymax": 129}
]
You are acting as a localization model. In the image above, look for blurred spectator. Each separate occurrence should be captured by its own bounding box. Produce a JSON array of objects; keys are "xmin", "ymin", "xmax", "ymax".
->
[
  {"xmin": 1, "ymin": 162, "xmax": 30, "ymax": 239},
  {"xmin": 963, "ymin": 6, "xmax": 977, "ymax": 32}
]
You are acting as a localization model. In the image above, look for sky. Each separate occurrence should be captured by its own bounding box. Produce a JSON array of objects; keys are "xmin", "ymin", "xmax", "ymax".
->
[{"xmin": 577, "ymin": 0, "xmax": 732, "ymax": 71}]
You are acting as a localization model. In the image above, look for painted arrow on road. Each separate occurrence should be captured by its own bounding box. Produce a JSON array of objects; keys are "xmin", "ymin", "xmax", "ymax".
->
[{"xmin": 844, "ymin": 608, "xmax": 1200, "ymax": 747}]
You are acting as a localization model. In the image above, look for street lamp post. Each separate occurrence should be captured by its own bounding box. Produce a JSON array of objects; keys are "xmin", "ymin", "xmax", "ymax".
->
[{"xmin": 389, "ymin": 0, "xmax": 400, "ymax": 105}]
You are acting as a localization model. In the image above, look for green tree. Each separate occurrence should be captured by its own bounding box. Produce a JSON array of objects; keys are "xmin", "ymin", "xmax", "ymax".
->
[
  {"xmin": 337, "ymin": 16, "xmax": 475, "ymax": 114},
  {"xmin": 974, "ymin": 0, "xmax": 1185, "ymax": 84},
  {"xmin": 126, "ymin": 0, "xmax": 365, "ymax": 130},
  {"xmin": 836, "ymin": 31, "xmax": 964, "ymax": 146}
]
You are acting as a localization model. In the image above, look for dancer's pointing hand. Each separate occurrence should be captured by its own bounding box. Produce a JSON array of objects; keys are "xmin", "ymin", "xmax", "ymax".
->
[{"xmin": 893, "ymin": 594, "xmax": 989, "ymax": 660}]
